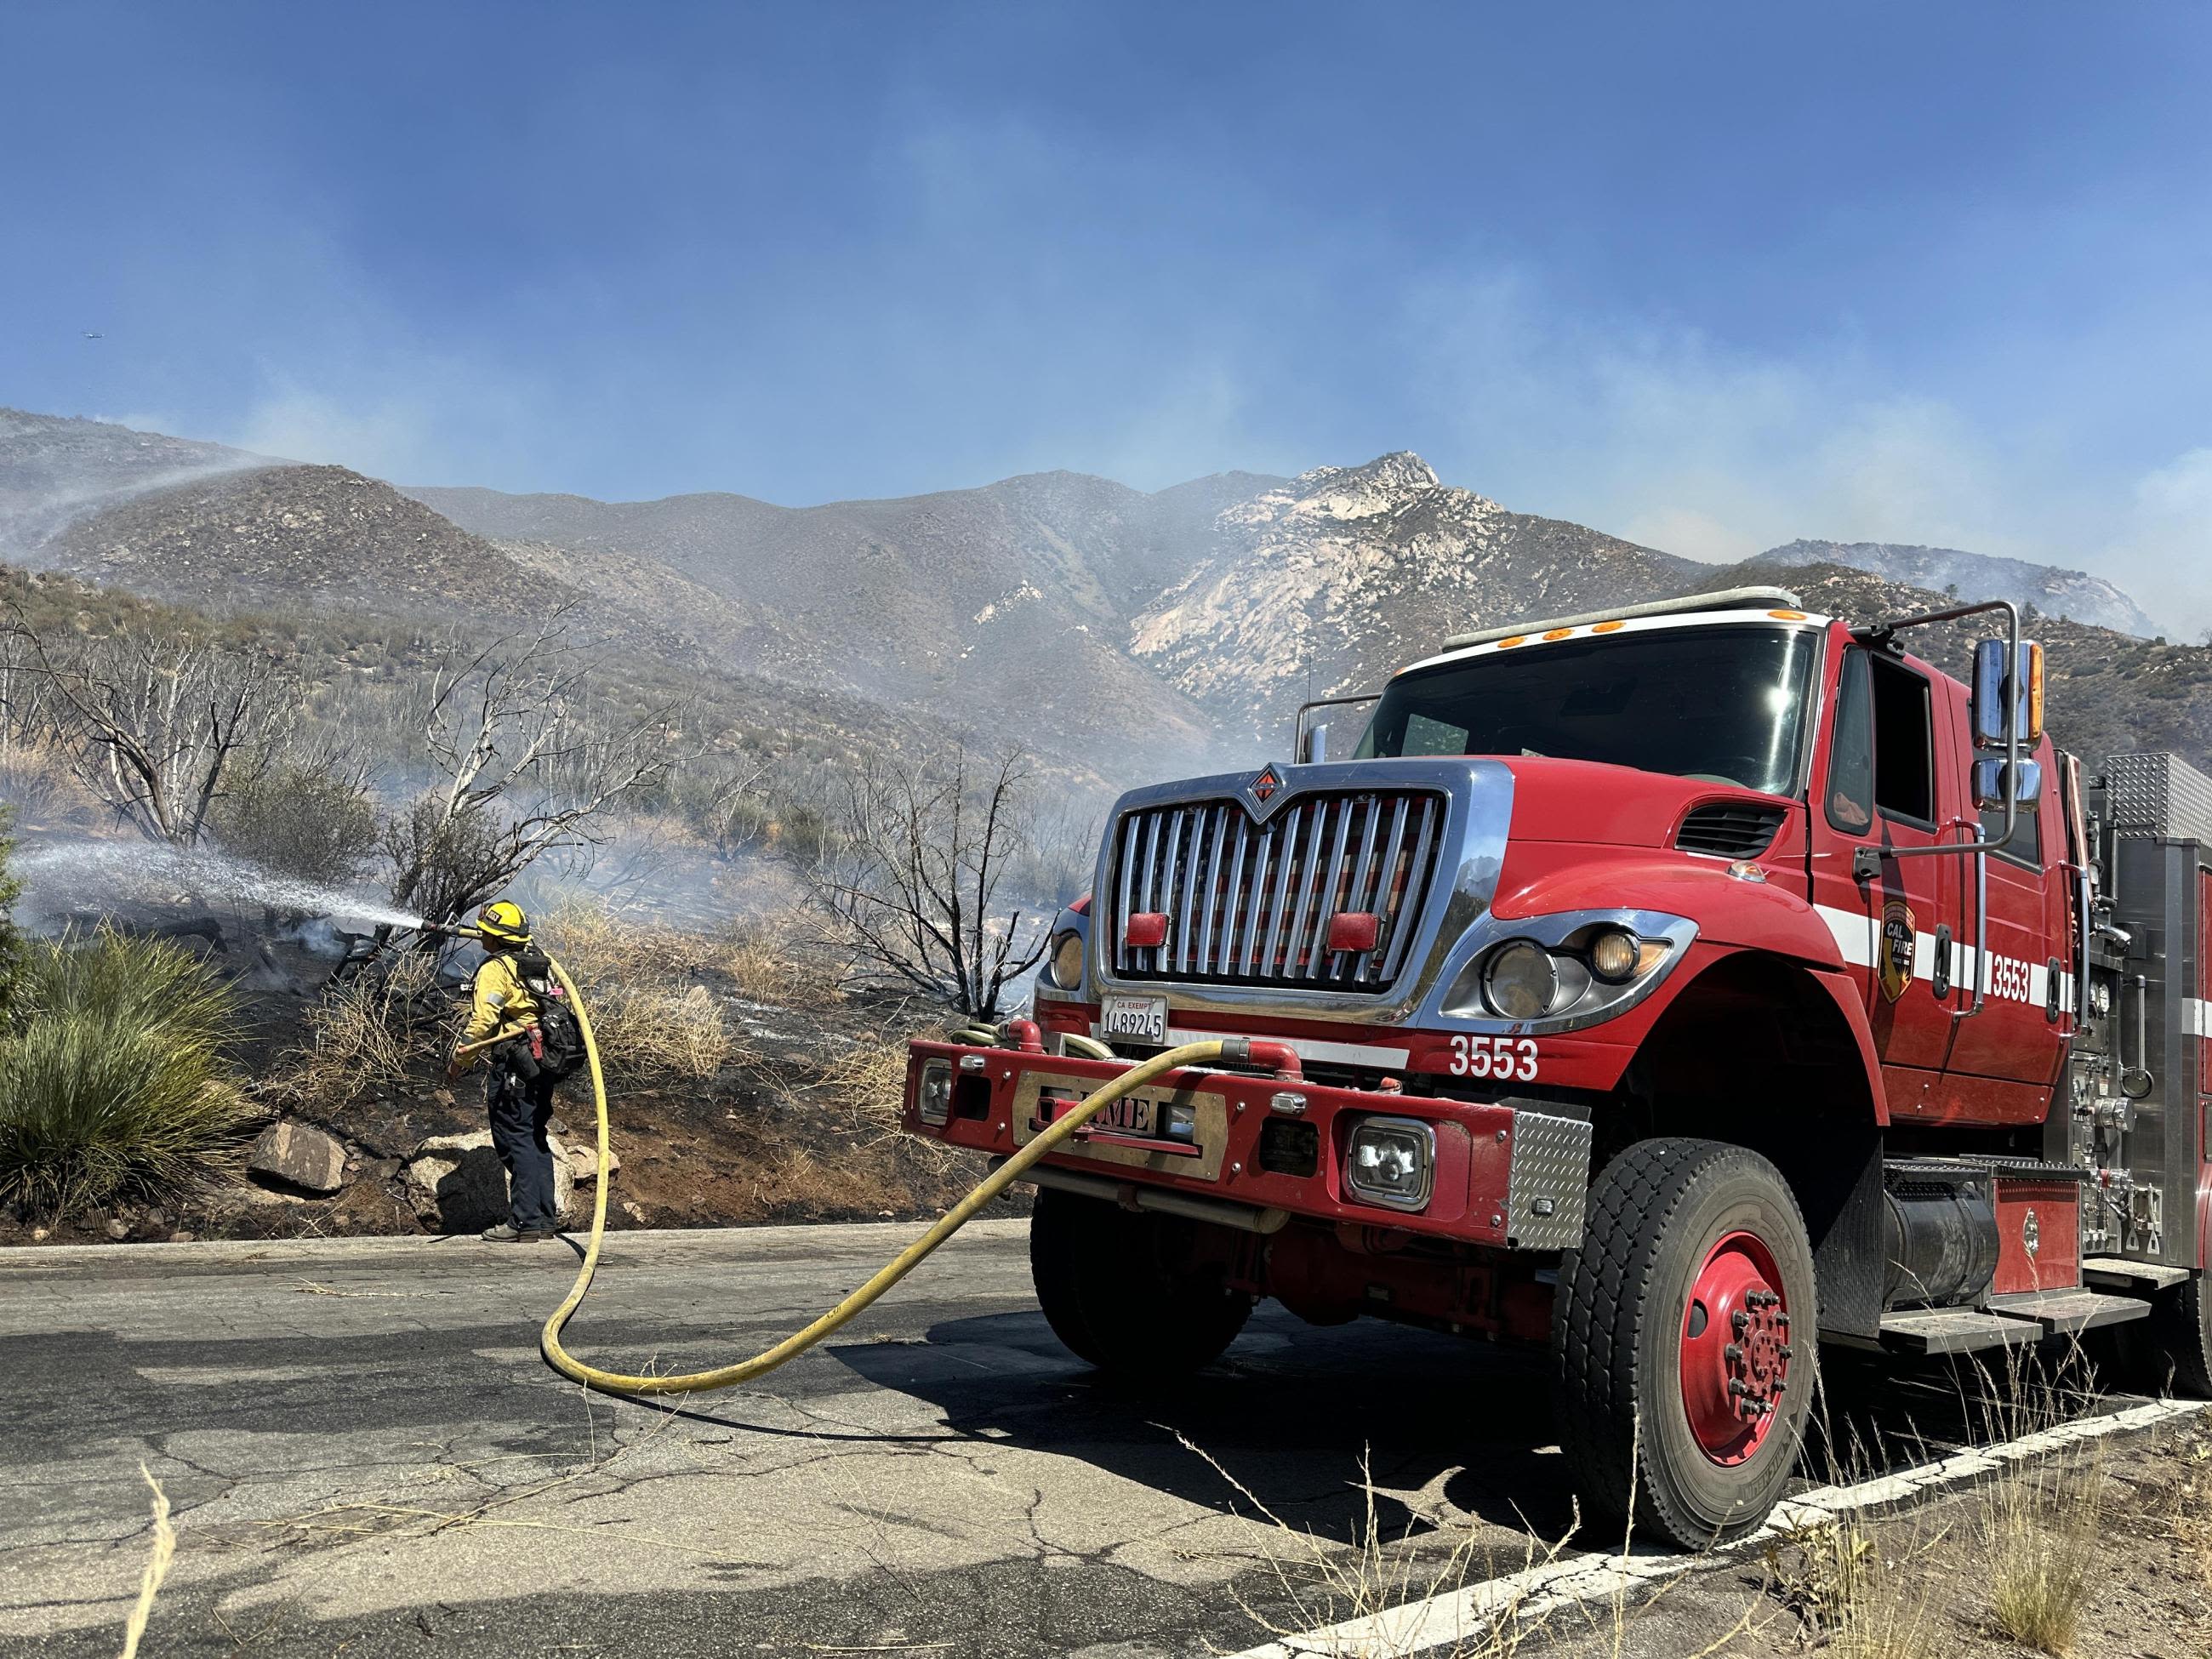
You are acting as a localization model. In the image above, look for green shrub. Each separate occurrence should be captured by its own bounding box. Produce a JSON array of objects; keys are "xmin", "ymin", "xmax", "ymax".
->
[
  {"xmin": 0, "ymin": 929, "xmax": 249, "ymax": 1218},
  {"xmin": 209, "ymin": 757, "xmax": 379, "ymax": 886}
]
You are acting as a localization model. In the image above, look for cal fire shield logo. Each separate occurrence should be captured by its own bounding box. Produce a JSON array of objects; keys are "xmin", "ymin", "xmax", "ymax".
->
[{"xmin": 1879, "ymin": 900, "xmax": 1916, "ymax": 1002}]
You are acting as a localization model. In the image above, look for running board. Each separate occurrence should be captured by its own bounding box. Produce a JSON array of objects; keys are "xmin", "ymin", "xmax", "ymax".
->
[
  {"xmin": 1878, "ymin": 1307, "xmax": 2039, "ymax": 1355},
  {"xmin": 2082, "ymin": 1256, "xmax": 2193, "ymax": 1294},
  {"xmin": 1881, "ymin": 1289, "xmax": 2152, "ymax": 1354},
  {"xmin": 1985, "ymin": 1288, "xmax": 2152, "ymax": 1335}
]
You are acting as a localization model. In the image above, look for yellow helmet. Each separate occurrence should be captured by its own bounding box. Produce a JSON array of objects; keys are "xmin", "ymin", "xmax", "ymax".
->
[{"xmin": 476, "ymin": 900, "xmax": 530, "ymax": 946}]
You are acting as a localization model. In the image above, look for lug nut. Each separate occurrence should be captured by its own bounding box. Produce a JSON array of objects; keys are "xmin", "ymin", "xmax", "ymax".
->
[
  {"xmin": 1725, "ymin": 1343, "xmax": 1744, "ymax": 1363},
  {"xmin": 1732, "ymin": 1309, "xmax": 1751, "ymax": 1333},
  {"xmin": 1728, "ymin": 1378, "xmax": 1748, "ymax": 1395}
]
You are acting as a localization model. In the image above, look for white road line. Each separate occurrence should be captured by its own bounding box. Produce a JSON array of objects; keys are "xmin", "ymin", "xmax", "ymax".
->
[{"xmin": 1225, "ymin": 1396, "xmax": 2210, "ymax": 1658}]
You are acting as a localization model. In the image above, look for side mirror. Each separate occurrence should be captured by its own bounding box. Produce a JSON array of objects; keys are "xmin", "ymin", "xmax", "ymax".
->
[
  {"xmin": 1970, "ymin": 639, "xmax": 2045, "ymax": 747},
  {"xmin": 1301, "ymin": 721, "xmax": 1329, "ymax": 765},
  {"xmin": 1972, "ymin": 755, "xmax": 2044, "ymax": 810}
]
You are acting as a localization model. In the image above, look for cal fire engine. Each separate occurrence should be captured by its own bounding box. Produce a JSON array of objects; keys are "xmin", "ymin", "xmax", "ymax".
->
[{"xmin": 902, "ymin": 586, "xmax": 2212, "ymax": 1546}]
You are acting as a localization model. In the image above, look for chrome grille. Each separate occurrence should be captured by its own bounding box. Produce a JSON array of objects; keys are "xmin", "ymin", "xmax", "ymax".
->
[{"xmin": 1109, "ymin": 791, "xmax": 1445, "ymax": 989}]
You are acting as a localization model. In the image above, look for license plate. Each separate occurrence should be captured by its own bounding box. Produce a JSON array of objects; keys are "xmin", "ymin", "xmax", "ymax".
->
[{"xmin": 1099, "ymin": 994, "xmax": 1169, "ymax": 1045}]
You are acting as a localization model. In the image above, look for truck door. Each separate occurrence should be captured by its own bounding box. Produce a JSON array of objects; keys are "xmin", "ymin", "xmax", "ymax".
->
[
  {"xmin": 1943, "ymin": 716, "xmax": 2070, "ymax": 1096},
  {"xmin": 1809, "ymin": 641, "xmax": 1958, "ymax": 1094}
]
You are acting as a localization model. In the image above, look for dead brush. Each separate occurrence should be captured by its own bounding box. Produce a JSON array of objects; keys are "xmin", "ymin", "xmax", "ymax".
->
[{"xmin": 283, "ymin": 946, "xmax": 441, "ymax": 1099}]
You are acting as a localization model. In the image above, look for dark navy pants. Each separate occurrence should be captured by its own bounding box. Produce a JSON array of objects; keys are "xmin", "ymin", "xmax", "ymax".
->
[{"xmin": 487, "ymin": 1064, "xmax": 561, "ymax": 1230}]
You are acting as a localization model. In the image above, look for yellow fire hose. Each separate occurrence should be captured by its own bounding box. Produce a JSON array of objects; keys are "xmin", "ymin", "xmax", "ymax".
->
[{"xmin": 533, "ymin": 951, "xmax": 1238, "ymax": 1397}]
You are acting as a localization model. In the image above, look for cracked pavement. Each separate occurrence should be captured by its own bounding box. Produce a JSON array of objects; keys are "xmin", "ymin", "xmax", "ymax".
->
[{"xmin": 0, "ymin": 1220, "xmax": 1587, "ymax": 1657}]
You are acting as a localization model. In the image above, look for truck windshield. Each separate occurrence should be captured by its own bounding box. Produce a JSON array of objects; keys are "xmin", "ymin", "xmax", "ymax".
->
[{"xmin": 1354, "ymin": 624, "xmax": 1821, "ymax": 796}]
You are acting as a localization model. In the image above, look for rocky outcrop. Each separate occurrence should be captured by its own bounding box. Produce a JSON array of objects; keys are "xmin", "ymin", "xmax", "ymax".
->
[
  {"xmin": 248, "ymin": 1122, "xmax": 348, "ymax": 1195},
  {"xmin": 1132, "ymin": 453, "xmax": 1697, "ymax": 738}
]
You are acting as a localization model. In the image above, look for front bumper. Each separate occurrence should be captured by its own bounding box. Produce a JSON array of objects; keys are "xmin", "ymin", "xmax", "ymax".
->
[{"xmin": 902, "ymin": 1040, "xmax": 1593, "ymax": 1251}]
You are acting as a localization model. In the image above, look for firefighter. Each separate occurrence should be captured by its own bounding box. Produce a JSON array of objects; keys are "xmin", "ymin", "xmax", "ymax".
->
[{"xmin": 448, "ymin": 899, "xmax": 562, "ymax": 1242}]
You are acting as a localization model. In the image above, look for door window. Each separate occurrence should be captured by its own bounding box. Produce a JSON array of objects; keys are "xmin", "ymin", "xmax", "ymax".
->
[
  {"xmin": 1869, "ymin": 657, "xmax": 1935, "ymax": 825},
  {"xmin": 1827, "ymin": 650, "xmax": 1875, "ymax": 833}
]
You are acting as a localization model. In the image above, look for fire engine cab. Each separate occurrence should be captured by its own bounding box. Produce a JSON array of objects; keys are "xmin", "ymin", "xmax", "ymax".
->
[{"xmin": 903, "ymin": 585, "xmax": 2212, "ymax": 1547}]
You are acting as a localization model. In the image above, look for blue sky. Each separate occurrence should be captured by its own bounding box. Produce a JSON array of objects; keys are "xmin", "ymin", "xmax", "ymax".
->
[{"xmin": 5, "ymin": 3, "xmax": 2210, "ymax": 629}]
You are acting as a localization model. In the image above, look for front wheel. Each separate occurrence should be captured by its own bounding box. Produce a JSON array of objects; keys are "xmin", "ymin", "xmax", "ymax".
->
[
  {"xmin": 1029, "ymin": 1187, "xmax": 1253, "ymax": 1382},
  {"xmin": 1554, "ymin": 1138, "xmax": 1819, "ymax": 1549}
]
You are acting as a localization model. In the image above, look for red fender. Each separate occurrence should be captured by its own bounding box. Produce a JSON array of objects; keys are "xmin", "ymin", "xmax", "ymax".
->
[{"xmin": 1497, "ymin": 858, "xmax": 1889, "ymax": 1125}]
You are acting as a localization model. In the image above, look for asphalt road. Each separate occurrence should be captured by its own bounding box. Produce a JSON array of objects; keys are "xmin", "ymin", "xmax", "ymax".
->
[{"xmin": 0, "ymin": 1219, "xmax": 2148, "ymax": 1658}]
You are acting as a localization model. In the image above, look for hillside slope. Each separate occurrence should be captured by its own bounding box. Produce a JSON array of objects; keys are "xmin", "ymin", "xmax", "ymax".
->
[
  {"xmin": 412, "ymin": 467, "xmax": 1280, "ymax": 773},
  {"xmin": 0, "ymin": 408, "xmax": 271, "ymax": 557},
  {"xmin": 38, "ymin": 464, "xmax": 608, "ymax": 634}
]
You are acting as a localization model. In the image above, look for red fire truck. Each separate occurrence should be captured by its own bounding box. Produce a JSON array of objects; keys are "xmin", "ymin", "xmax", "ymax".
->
[{"xmin": 902, "ymin": 586, "xmax": 2212, "ymax": 1547}]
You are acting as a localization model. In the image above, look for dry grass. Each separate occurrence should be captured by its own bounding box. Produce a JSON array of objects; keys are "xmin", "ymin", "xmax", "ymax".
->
[
  {"xmin": 1179, "ymin": 1438, "xmax": 1561, "ymax": 1658},
  {"xmin": 718, "ymin": 909, "xmax": 841, "ymax": 1009},
  {"xmin": 537, "ymin": 896, "xmax": 744, "ymax": 1084},
  {"xmin": 1763, "ymin": 1514, "xmax": 1936, "ymax": 1659},
  {"xmin": 2179, "ymin": 1425, "xmax": 2212, "ymax": 1583},
  {"xmin": 745, "ymin": 1141, "xmax": 916, "ymax": 1217},
  {"xmin": 1981, "ymin": 1453, "xmax": 2103, "ymax": 1655},
  {"xmin": 117, "ymin": 1463, "xmax": 174, "ymax": 1659}
]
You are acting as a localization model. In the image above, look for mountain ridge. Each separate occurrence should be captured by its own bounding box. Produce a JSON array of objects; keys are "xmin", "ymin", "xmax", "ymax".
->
[
  {"xmin": 3, "ymin": 408, "xmax": 2189, "ymax": 784},
  {"xmin": 1750, "ymin": 538, "xmax": 2156, "ymax": 638}
]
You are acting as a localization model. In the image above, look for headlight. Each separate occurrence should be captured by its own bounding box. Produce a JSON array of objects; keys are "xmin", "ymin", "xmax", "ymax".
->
[
  {"xmin": 916, "ymin": 1060, "xmax": 952, "ymax": 1126},
  {"xmin": 1440, "ymin": 915, "xmax": 1692, "ymax": 1029},
  {"xmin": 1588, "ymin": 926, "xmax": 1639, "ymax": 983},
  {"xmin": 1049, "ymin": 929, "xmax": 1085, "ymax": 990},
  {"xmin": 1483, "ymin": 940, "xmax": 1559, "ymax": 1020},
  {"xmin": 1344, "ymin": 1116, "xmax": 1435, "ymax": 1211}
]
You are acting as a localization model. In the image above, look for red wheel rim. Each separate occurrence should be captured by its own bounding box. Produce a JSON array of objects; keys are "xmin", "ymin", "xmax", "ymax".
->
[{"xmin": 1679, "ymin": 1229, "xmax": 1793, "ymax": 1466}]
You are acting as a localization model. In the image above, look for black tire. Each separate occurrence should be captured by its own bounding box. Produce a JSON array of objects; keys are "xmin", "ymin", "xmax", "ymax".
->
[
  {"xmin": 1029, "ymin": 1188, "xmax": 1252, "ymax": 1381},
  {"xmin": 1554, "ymin": 1138, "xmax": 1820, "ymax": 1549},
  {"xmin": 2137, "ymin": 1271, "xmax": 2212, "ymax": 1398}
]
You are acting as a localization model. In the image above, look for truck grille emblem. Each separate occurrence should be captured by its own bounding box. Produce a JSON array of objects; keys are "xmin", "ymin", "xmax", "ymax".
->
[{"xmin": 1249, "ymin": 767, "xmax": 1282, "ymax": 805}]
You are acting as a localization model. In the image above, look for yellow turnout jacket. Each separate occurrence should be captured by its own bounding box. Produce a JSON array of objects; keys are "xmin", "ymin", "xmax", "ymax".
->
[{"xmin": 455, "ymin": 952, "xmax": 541, "ymax": 1071}]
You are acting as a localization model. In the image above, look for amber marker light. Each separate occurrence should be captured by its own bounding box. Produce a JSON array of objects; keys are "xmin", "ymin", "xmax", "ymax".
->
[
  {"xmin": 1542, "ymin": 627, "xmax": 1573, "ymax": 641},
  {"xmin": 1769, "ymin": 609, "xmax": 1807, "ymax": 620},
  {"xmin": 1592, "ymin": 619, "xmax": 1626, "ymax": 632},
  {"xmin": 1497, "ymin": 635, "xmax": 1527, "ymax": 648}
]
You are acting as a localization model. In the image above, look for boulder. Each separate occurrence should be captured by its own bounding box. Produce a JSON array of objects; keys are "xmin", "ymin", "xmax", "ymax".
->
[
  {"xmin": 248, "ymin": 1123, "xmax": 347, "ymax": 1195},
  {"xmin": 560, "ymin": 1139, "xmax": 620, "ymax": 1184},
  {"xmin": 403, "ymin": 1131, "xmax": 575, "ymax": 1234}
]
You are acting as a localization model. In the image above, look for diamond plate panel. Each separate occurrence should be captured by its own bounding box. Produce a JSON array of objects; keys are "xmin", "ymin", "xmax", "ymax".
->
[
  {"xmin": 2106, "ymin": 752, "xmax": 2212, "ymax": 842},
  {"xmin": 1503, "ymin": 1111, "xmax": 1593, "ymax": 1251}
]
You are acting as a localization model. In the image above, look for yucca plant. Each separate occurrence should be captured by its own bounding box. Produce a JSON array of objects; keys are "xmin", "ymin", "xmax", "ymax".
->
[{"xmin": 0, "ymin": 927, "xmax": 250, "ymax": 1219}]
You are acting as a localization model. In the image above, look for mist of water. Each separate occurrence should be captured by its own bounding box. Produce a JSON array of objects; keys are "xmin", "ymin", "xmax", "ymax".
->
[{"xmin": 14, "ymin": 839, "xmax": 428, "ymax": 932}]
